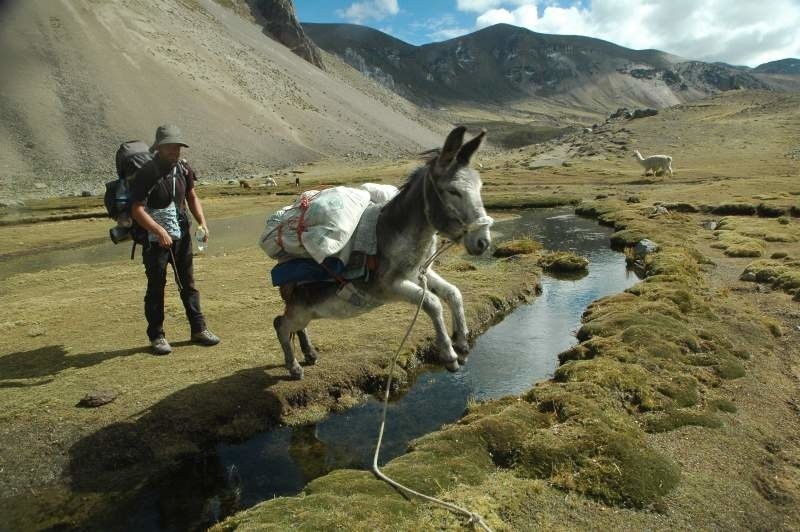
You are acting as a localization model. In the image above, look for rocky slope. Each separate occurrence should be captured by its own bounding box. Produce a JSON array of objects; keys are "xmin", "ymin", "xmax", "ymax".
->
[
  {"xmin": 0, "ymin": 0, "xmax": 444, "ymax": 199},
  {"xmin": 303, "ymin": 23, "xmax": 774, "ymax": 113},
  {"xmin": 240, "ymin": 0, "xmax": 324, "ymax": 69}
]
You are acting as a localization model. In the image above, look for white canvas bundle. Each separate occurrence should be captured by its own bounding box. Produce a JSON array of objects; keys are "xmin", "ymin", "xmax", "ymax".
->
[
  {"xmin": 358, "ymin": 183, "xmax": 398, "ymax": 204},
  {"xmin": 260, "ymin": 186, "xmax": 372, "ymax": 263}
]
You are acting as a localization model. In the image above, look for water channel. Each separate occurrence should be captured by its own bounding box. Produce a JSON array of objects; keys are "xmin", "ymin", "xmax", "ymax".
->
[{"xmin": 109, "ymin": 208, "xmax": 640, "ymax": 531}]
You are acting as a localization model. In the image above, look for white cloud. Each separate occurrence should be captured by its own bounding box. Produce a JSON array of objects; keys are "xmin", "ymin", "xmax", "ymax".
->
[
  {"xmin": 338, "ymin": 0, "xmax": 400, "ymax": 24},
  {"xmin": 469, "ymin": 0, "xmax": 800, "ymax": 66},
  {"xmin": 411, "ymin": 14, "xmax": 472, "ymax": 42},
  {"xmin": 431, "ymin": 26, "xmax": 473, "ymax": 40},
  {"xmin": 457, "ymin": 0, "xmax": 532, "ymax": 12}
]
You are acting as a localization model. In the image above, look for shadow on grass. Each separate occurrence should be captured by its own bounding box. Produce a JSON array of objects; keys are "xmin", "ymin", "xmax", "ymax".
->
[
  {"xmin": 67, "ymin": 366, "xmax": 288, "ymax": 493},
  {"xmin": 0, "ymin": 344, "xmax": 150, "ymax": 382}
]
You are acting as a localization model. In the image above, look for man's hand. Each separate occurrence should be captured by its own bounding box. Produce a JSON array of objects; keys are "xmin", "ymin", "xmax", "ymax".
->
[
  {"xmin": 200, "ymin": 223, "xmax": 209, "ymax": 242},
  {"xmin": 158, "ymin": 228, "xmax": 173, "ymax": 248}
]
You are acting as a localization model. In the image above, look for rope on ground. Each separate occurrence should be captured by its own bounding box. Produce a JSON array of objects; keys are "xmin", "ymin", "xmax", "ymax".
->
[{"xmin": 371, "ymin": 241, "xmax": 494, "ymax": 532}]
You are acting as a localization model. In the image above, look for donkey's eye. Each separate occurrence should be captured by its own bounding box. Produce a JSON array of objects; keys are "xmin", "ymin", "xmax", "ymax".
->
[{"xmin": 447, "ymin": 189, "xmax": 463, "ymax": 198}]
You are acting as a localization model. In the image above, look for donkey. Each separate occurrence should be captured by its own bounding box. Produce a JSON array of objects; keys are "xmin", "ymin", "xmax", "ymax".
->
[{"xmin": 273, "ymin": 126, "xmax": 493, "ymax": 379}]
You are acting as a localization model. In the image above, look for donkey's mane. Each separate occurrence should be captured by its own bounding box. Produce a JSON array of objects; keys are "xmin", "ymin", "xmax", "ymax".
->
[{"xmin": 397, "ymin": 148, "xmax": 438, "ymax": 191}]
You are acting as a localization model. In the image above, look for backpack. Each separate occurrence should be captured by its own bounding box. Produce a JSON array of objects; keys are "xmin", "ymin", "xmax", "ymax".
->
[
  {"xmin": 104, "ymin": 141, "xmax": 159, "ymax": 258},
  {"xmin": 104, "ymin": 141, "xmax": 152, "ymax": 219}
]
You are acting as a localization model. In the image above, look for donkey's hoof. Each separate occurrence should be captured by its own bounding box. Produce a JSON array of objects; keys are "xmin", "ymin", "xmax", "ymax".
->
[
  {"xmin": 289, "ymin": 364, "xmax": 304, "ymax": 380},
  {"xmin": 304, "ymin": 350, "xmax": 318, "ymax": 365},
  {"xmin": 452, "ymin": 338, "xmax": 469, "ymax": 356},
  {"xmin": 444, "ymin": 359, "xmax": 460, "ymax": 372}
]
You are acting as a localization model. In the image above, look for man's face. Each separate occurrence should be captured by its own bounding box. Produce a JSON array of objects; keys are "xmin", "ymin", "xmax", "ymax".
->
[{"xmin": 157, "ymin": 144, "xmax": 182, "ymax": 165}]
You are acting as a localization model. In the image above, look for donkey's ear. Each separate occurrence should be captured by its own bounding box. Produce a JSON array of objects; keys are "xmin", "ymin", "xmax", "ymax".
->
[
  {"xmin": 456, "ymin": 129, "xmax": 486, "ymax": 166},
  {"xmin": 436, "ymin": 126, "xmax": 467, "ymax": 171}
]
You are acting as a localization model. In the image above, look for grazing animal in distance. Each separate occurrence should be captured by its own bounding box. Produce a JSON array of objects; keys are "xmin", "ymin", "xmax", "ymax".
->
[
  {"xmin": 239, "ymin": 179, "xmax": 252, "ymax": 189},
  {"xmin": 272, "ymin": 126, "xmax": 493, "ymax": 379},
  {"xmin": 633, "ymin": 150, "xmax": 673, "ymax": 177}
]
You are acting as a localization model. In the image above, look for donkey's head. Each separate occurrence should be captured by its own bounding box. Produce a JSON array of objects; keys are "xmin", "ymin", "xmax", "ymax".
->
[{"xmin": 425, "ymin": 126, "xmax": 492, "ymax": 255}]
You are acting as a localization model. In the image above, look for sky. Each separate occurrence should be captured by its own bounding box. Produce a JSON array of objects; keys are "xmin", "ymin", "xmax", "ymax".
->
[{"xmin": 295, "ymin": 0, "xmax": 800, "ymax": 67}]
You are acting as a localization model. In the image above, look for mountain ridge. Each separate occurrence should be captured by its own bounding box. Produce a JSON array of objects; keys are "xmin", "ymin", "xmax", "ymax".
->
[{"xmin": 302, "ymin": 22, "xmax": 785, "ymax": 113}]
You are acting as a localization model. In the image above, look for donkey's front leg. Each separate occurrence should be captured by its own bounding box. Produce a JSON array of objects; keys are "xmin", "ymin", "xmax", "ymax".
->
[
  {"xmin": 392, "ymin": 279, "xmax": 459, "ymax": 371},
  {"xmin": 426, "ymin": 270, "xmax": 469, "ymax": 362}
]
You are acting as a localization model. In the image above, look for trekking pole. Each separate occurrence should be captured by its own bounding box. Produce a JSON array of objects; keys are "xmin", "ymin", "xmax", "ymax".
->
[{"xmin": 168, "ymin": 247, "xmax": 184, "ymax": 292}]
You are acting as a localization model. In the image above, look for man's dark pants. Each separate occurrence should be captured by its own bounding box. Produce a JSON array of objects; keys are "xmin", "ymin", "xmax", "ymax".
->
[{"xmin": 142, "ymin": 219, "xmax": 206, "ymax": 341}]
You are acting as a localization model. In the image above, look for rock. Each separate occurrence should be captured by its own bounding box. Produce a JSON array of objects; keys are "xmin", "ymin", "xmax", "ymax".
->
[
  {"xmin": 740, "ymin": 271, "xmax": 757, "ymax": 282},
  {"xmin": 582, "ymin": 127, "xmax": 592, "ymax": 133},
  {"xmin": 77, "ymin": 389, "xmax": 118, "ymax": 408},
  {"xmin": 249, "ymin": 0, "xmax": 324, "ymax": 69},
  {"xmin": 632, "ymin": 108, "xmax": 658, "ymax": 119},
  {"xmin": 610, "ymin": 107, "xmax": 632, "ymax": 120},
  {"xmin": 646, "ymin": 205, "xmax": 670, "ymax": 217},
  {"xmin": 81, "ymin": 190, "xmax": 93, "ymax": 197},
  {"xmin": 34, "ymin": 182, "xmax": 47, "ymax": 190},
  {"xmin": 702, "ymin": 221, "xmax": 718, "ymax": 230},
  {"xmin": 626, "ymin": 195, "xmax": 641, "ymax": 204},
  {"xmin": 634, "ymin": 239, "xmax": 659, "ymax": 258},
  {"xmin": 561, "ymin": 161, "xmax": 572, "ymax": 167},
  {"xmin": 227, "ymin": 179, "xmax": 238, "ymax": 185}
]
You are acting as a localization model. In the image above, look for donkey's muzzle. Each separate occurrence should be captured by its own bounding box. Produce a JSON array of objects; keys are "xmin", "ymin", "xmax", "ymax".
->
[{"xmin": 463, "ymin": 216, "xmax": 493, "ymax": 256}]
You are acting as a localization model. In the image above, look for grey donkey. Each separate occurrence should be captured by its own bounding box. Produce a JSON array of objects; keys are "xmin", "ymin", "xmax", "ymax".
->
[{"xmin": 273, "ymin": 126, "xmax": 493, "ymax": 379}]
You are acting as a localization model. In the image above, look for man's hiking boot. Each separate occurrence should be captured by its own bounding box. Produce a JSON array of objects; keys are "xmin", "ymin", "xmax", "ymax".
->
[
  {"xmin": 151, "ymin": 337, "xmax": 172, "ymax": 355},
  {"xmin": 191, "ymin": 329, "xmax": 220, "ymax": 346}
]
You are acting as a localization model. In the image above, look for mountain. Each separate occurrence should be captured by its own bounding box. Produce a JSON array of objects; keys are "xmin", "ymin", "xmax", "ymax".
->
[
  {"xmin": 243, "ymin": 0, "xmax": 324, "ymax": 69},
  {"xmin": 753, "ymin": 58, "xmax": 800, "ymax": 75},
  {"xmin": 0, "ymin": 0, "xmax": 444, "ymax": 199},
  {"xmin": 303, "ymin": 23, "xmax": 773, "ymax": 113}
]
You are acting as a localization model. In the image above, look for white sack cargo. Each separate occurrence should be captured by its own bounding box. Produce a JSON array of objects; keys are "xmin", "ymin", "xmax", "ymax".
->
[
  {"xmin": 259, "ymin": 186, "xmax": 372, "ymax": 263},
  {"xmin": 358, "ymin": 183, "xmax": 398, "ymax": 204}
]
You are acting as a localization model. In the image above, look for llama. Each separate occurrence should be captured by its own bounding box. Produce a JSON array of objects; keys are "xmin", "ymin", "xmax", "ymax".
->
[
  {"xmin": 239, "ymin": 179, "xmax": 252, "ymax": 189},
  {"xmin": 633, "ymin": 150, "xmax": 673, "ymax": 177}
]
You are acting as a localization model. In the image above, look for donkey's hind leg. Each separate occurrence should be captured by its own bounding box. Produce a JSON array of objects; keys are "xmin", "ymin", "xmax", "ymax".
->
[
  {"xmin": 274, "ymin": 310, "xmax": 311, "ymax": 380},
  {"xmin": 296, "ymin": 328, "xmax": 318, "ymax": 365},
  {"xmin": 426, "ymin": 270, "xmax": 469, "ymax": 362}
]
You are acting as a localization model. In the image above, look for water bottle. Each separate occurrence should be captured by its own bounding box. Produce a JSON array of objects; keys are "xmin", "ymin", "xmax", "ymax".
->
[
  {"xmin": 195, "ymin": 226, "xmax": 207, "ymax": 252},
  {"xmin": 114, "ymin": 179, "xmax": 129, "ymax": 214}
]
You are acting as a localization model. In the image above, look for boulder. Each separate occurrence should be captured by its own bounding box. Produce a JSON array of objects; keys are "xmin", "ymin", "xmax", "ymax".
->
[
  {"xmin": 634, "ymin": 239, "xmax": 659, "ymax": 258},
  {"xmin": 632, "ymin": 108, "xmax": 658, "ymax": 119},
  {"xmin": 77, "ymin": 389, "xmax": 118, "ymax": 408}
]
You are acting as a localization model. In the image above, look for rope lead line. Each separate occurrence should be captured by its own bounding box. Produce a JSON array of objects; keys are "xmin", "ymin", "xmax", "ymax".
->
[{"xmin": 371, "ymin": 241, "xmax": 494, "ymax": 532}]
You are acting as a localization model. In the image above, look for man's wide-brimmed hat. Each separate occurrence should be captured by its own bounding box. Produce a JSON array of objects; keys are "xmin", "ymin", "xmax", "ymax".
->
[{"xmin": 150, "ymin": 124, "xmax": 189, "ymax": 151}]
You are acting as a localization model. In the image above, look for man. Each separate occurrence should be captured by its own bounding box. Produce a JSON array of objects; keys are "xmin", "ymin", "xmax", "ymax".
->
[{"xmin": 130, "ymin": 124, "xmax": 220, "ymax": 354}]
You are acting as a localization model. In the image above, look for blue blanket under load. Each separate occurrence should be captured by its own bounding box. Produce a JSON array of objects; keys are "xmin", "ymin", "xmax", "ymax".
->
[
  {"xmin": 270, "ymin": 257, "xmax": 345, "ymax": 286},
  {"xmin": 269, "ymin": 203, "xmax": 382, "ymax": 287}
]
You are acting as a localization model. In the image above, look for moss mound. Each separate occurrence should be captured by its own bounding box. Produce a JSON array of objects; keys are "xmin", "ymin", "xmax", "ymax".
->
[
  {"xmin": 712, "ymin": 230, "xmax": 766, "ymax": 257},
  {"xmin": 741, "ymin": 259, "xmax": 800, "ymax": 295},
  {"xmin": 537, "ymin": 251, "xmax": 589, "ymax": 273},
  {"xmin": 642, "ymin": 410, "xmax": 723, "ymax": 433},
  {"xmin": 493, "ymin": 239, "xmax": 541, "ymax": 257}
]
